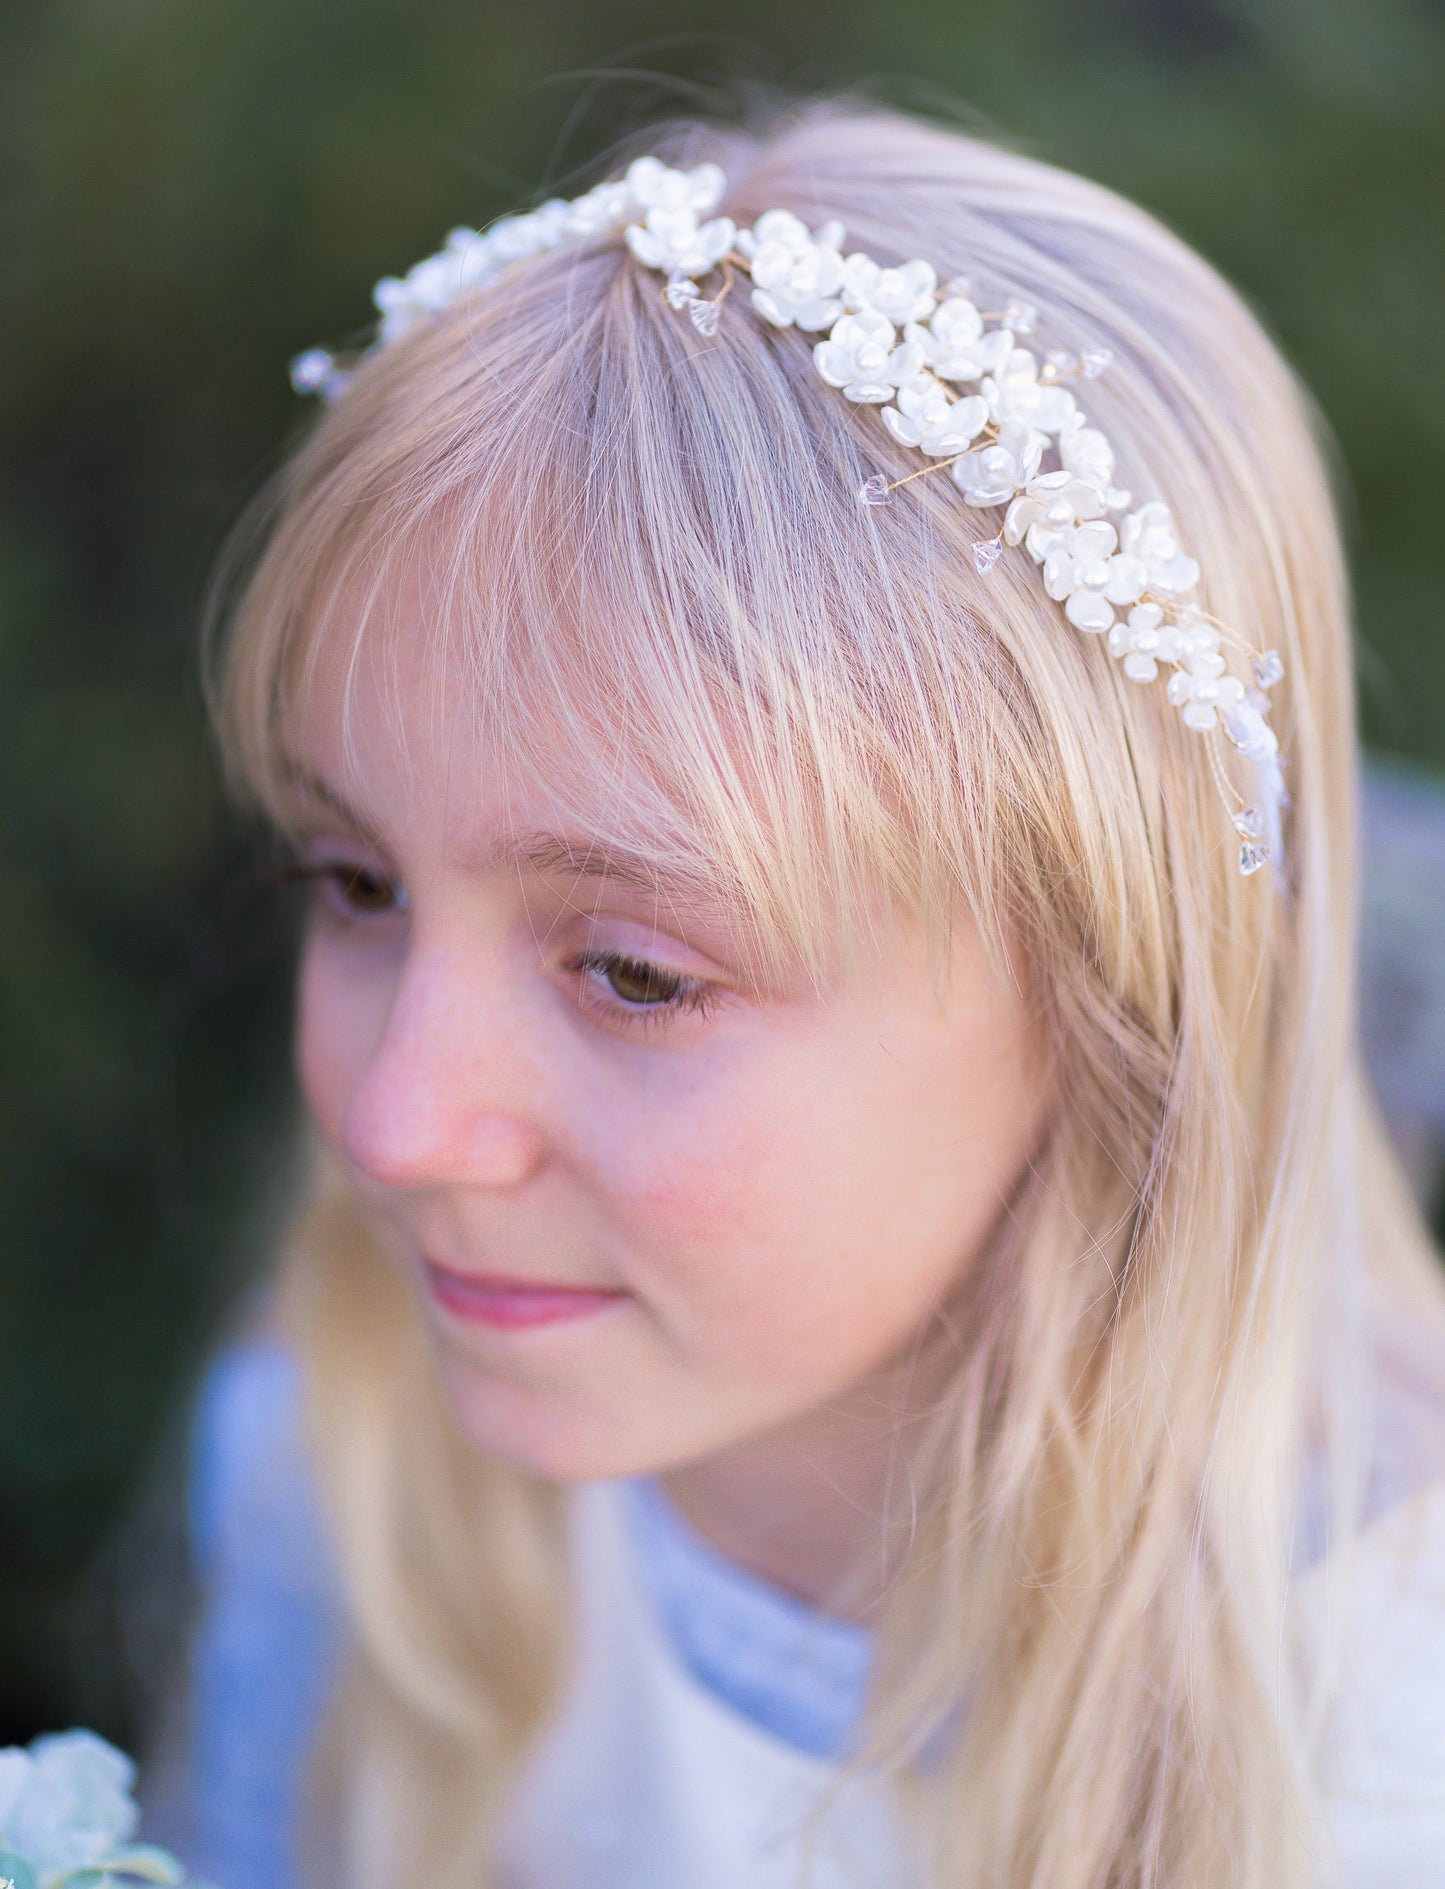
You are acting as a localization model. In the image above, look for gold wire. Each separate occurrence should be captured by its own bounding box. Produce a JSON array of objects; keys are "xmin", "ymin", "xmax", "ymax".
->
[{"xmin": 1205, "ymin": 726, "xmax": 1247, "ymax": 814}]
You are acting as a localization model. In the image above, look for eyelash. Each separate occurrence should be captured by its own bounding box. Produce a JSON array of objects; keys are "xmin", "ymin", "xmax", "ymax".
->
[
  {"xmin": 278, "ymin": 863, "xmax": 718, "ymax": 1031},
  {"xmin": 568, "ymin": 948, "xmax": 720, "ymax": 1030},
  {"xmin": 279, "ymin": 861, "xmax": 409, "ymax": 918}
]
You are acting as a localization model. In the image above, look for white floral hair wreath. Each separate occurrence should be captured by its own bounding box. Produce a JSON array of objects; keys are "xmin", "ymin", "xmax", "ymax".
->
[{"xmin": 291, "ymin": 156, "xmax": 1290, "ymax": 879}]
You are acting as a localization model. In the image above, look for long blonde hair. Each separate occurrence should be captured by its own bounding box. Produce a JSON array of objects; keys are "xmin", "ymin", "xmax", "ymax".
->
[{"xmin": 208, "ymin": 93, "xmax": 1445, "ymax": 1889}]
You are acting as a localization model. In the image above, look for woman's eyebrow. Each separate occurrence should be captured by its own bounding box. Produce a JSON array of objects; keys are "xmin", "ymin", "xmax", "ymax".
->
[
  {"xmin": 281, "ymin": 762, "xmax": 384, "ymax": 844},
  {"xmin": 504, "ymin": 832, "xmax": 697, "ymax": 899},
  {"xmin": 281, "ymin": 762, "xmax": 734, "ymax": 910}
]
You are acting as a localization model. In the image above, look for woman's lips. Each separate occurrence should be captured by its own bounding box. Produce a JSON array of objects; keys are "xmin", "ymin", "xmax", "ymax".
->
[{"xmin": 423, "ymin": 1258, "xmax": 629, "ymax": 1330}]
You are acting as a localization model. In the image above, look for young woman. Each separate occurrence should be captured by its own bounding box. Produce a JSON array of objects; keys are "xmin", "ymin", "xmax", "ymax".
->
[{"xmin": 149, "ymin": 94, "xmax": 1445, "ymax": 1889}]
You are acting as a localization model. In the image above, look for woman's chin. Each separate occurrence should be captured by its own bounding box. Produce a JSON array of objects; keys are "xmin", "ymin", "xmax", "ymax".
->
[{"xmin": 432, "ymin": 1347, "xmax": 674, "ymax": 1484}]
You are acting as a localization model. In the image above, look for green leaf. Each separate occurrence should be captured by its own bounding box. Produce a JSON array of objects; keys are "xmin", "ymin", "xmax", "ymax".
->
[{"xmin": 101, "ymin": 1849, "xmax": 185, "ymax": 1885}]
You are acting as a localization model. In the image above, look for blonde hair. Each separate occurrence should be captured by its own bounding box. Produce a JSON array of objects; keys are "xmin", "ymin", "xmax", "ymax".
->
[{"xmin": 208, "ymin": 93, "xmax": 1445, "ymax": 1889}]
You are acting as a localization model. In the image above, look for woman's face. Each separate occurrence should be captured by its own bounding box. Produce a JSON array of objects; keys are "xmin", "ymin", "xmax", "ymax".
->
[{"xmin": 285, "ymin": 570, "xmax": 1057, "ymax": 1490}]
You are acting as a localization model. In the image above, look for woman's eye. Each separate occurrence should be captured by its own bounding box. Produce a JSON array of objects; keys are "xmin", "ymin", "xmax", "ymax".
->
[
  {"xmin": 571, "ymin": 949, "xmax": 718, "ymax": 1029},
  {"xmin": 283, "ymin": 861, "xmax": 408, "ymax": 920}
]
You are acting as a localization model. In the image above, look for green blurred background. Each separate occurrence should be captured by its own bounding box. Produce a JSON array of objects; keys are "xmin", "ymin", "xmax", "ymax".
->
[{"xmin": 3, "ymin": 0, "xmax": 1444, "ymax": 1757}]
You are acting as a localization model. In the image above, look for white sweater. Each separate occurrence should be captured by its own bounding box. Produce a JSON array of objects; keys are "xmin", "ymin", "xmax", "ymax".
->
[
  {"xmin": 142, "ymin": 1339, "xmax": 1445, "ymax": 1888},
  {"xmin": 497, "ymin": 1475, "xmax": 1445, "ymax": 1888}
]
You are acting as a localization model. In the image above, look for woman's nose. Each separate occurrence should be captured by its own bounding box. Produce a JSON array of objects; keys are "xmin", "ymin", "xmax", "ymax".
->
[{"xmin": 337, "ymin": 939, "xmax": 549, "ymax": 1193}]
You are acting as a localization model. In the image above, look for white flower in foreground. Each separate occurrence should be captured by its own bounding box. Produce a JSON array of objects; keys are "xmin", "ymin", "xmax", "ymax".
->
[
  {"xmin": 840, "ymin": 254, "xmax": 938, "ymax": 325},
  {"xmin": 0, "ymin": 1730, "xmax": 208, "ymax": 1887},
  {"xmin": 814, "ymin": 311, "xmax": 926, "ymax": 403},
  {"xmin": 624, "ymin": 206, "xmax": 737, "ymax": 277},
  {"xmin": 951, "ymin": 420, "xmax": 1047, "ymax": 507},
  {"xmin": 739, "ymin": 210, "xmax": 847, "ymax": 331},
  {"xmin": 881, "ymin": 376, "xmax": 989, "ymax": 455}
]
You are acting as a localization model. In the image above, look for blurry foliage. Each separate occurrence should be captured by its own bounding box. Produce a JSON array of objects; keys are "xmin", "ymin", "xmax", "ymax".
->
[{"xmin": 1, "ymin": 0, "xmax": 1443, "ymax": 1746}]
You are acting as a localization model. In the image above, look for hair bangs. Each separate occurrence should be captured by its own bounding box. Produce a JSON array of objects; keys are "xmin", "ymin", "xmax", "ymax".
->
[{"xmin": 216, "ymin": 230, "xmax": 1030, "ymax": 994}]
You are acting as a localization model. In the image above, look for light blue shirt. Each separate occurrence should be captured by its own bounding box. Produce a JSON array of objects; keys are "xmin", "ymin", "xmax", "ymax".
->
[{"xmin": 141, "ymin": 1338, "xmax": 873, "ymax": 1889}]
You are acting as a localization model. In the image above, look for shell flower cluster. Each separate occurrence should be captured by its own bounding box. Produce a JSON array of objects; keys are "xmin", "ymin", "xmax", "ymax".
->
[{"xmin": 289, "ymin": 156, "xmax": 1289, "ymax": 879}]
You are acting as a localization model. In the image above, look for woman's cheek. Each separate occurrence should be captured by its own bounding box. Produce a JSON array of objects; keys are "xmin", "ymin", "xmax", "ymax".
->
[{"xmin": 293, "ymin": 932, "xmax": 385, "ymax": 1146}]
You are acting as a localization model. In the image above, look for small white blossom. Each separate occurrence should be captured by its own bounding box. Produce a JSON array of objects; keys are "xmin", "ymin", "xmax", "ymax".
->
[
  {"xmin": 1055, "ymin": 412, "xmax": 1121, "ymax": 498},
  {"xmin": 372, "ymin": 252, "xmax": 463, "ymax": 345},
  {"xmin": 813, "ymin": 312, "xmax": 926, "ymax": 403},
  {"xmin": 950, "ymin": 419, "xmax": 1046, "ymax": 507},
  {"xmin": 981, "ymin": 349, "xmax": 1080, "ymax": 437},
  {"xmin": 881, "ymin": 375, "xmax": 989, "ymax": 455},
  {"xmin": 1167, "ymin": 663, "xmax": 1247, "ymax": 731},
  {"xmin": 561, "ymin": 178, "xmax": 635, "ymax": 237},
  {"xmin": 1120, "ymin": 500, "xmax": 1201, "ymax": 597},
  {"xmin": 1002, "ymin": 470, "xmax": 1108, "ymax": 556},
  {"xmin": 1106, "ymin": 601, "xmax": 1230, "ymax": 686},
  {"xmin": 624, "ymin": 206, "xmax": 737, "ymax": 277},
  {"xmin": 623, "ymin": 157, "xmax": 727, "ymax": 217},
  {"xmin": 1039, "ymin": 519, "xmax": 1152, "ymax": 634},
  {"xmin": 739, "ymin": 210, "xmax": 847, "ymax": 331},
  {"xmin": 840, "ymin": 254, "xmax": 938, "ymax": 325},
  {"xmin": 904, "ymin": 297, "xmax": 1015, "ymax": 383}
]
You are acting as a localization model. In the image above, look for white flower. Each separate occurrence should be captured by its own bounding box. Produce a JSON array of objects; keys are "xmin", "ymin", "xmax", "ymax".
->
[
  {"xmin": 840, "ymin": 254, "xmax": 938, "ymax": 325},
  {"xmin": 1166, "ymin": 662, "xmax": 1246, "ymax": 730},
  {"xmin": 738, "ymin": 210, "xmax": 846, "ymax": 331},
  {"xmin": 439, "ymin": 226, "xmax": 496, "ymax": 287},
  {"xmin": 905, "ymin": 297, "xmax": 1015, "ymax": 383},
  {"xmin": 881, "ymin": 375, "xmax": 989, "ymax": 455},
  {"xmin": 1002, "ymin": 470, "xmax": 1109, "ymax": 557},
  {"xmin": 1119, "ymin": 500, "xmax": 1201, "ymax": 597},
  {"xmin": 0, "ymin": 1732, "xmax": 138, "ymax": 1877},
  {"xmin": 623, "ymin": 157, "xmax": 727, "ymax": 217},
  {"xmin": 0, "ymin": 1731, "xmax": 200, "ymax": 1886},
  {"xmin": 372, "ymin": 250, "xmax": 466, "ymax": 344},
  {"xmin": 950, "ymin": 419, "xmax": 1046, "ymax": 507},
  {"xmin": 1050, "ymin": 413, "xmax": 1125, "ymax": 502},
  {"xmin": 624, "ymin": 205, "xmax": 737, "ymax": 277},
  {"xmin": 1038, "ymin": 519, "xmax": 1152, "ymax": 633},
  {"xmin": 369, "ymin": 203, "xmax": 584, "ymax": 345},
  {"xmin": 561, "ymin": 178, "xmax": 635, "ymax": 237},
  {"xmin": 813, "ymin": 311, "xmax": 926, "ymax": 404},
  {"xmin": 980, "ymin": 349, "xmax": 1080, "ymax": 437},
  {"xmin": 1110, "ymin": 604, "xmax": 1224, "ymax": 680}
]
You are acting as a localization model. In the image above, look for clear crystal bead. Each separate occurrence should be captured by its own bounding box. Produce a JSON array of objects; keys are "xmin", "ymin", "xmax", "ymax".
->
[
  {"xmin": 1233, "ymin": 805, "xmax": 1265, "ymax": 840},
  {"xmin": 1238, "ymin": 840, "xmax": 1270, "ymax": 875},
  {"xmin": 665, "ymin": 273, "xmax": 700, "ymax": 309},
  {"xmin": 1080, "ymin": 346, "xmax": 1114, "ymax": 379},
  {"xmin": 689, "ymin": 298, "xmax": 721, "ymax": 335},
  {"xmin": 972, "ymin": 535, "xmax": 1004, "ymax": 576},
  {"xmin": 858, "ymin": 474, "xmax": 894, "ymax": 507},
  {"xmin": 1252, "ymin": 648, "xmax": 1285, "ymax": 689},
  {"xmin": 942, "ymin": 275, "xmax": 975, "ymax": 301},
  {"xmin": 1002, "ymin": 299, "xmax": 1038, "ymax": 335},
  {"xmin": 1043, "ymin": 348, "xmax": 1079, "ymax": 381}
]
